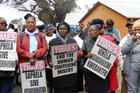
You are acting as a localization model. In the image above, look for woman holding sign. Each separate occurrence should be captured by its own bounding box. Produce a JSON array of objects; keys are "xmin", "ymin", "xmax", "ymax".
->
[
  {"xmin": 16, "ymin": 14, "xmax": 47, "ymax": 66},
  {"xmin": 47, "ymin": 22, "xmax": 78, "ymax": 93},
  {"xmin": 81, "ymin": 19, "xmax": 109, "ymax": 93}
]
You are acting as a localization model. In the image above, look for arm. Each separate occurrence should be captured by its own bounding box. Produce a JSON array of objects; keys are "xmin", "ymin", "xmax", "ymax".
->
[
  {"xmin": 16, "ymin": 33, "xmax": 30, "ymax": 58},
  {"xmin": 121, "ymin": 36, "xmax": 134, "ymax": 55},
  {"xmin": 34, "ymin": 34, "xmax": 48, "ymax": 58}
]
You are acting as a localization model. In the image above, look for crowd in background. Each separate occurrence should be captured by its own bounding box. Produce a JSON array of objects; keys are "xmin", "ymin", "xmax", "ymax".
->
[{"xmin": 0, "ymin": 13, "xmax": 140, "ymax": 93}]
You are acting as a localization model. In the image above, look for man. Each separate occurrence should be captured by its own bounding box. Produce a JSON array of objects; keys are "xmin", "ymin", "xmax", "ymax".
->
[
  {"xmin": 105, "ymin": 19, "xmax": 121, "ymax": 45},
  {"xmin": 119, "ymin": 22, "xmax": 133, "ymax": 93}
]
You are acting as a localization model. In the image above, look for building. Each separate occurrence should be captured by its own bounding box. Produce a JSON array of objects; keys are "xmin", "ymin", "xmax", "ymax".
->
[{"xmin": 79, "ymin": 1, "xmax": 140, "ymax": 38}]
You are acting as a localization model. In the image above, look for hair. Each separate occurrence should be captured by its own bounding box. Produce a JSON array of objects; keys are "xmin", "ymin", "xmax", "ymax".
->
[
  {"xmin": 9, "ymin": 24, "xmax": 15, "ymax": 29},
  {"xmin": 57, "ymin": 22, "xmax": 70, "ymax": 33},
  {"xmin": 133, "ymin": 19, "xmax": 140, "ymax": 29},
  {"xmin": 90, "ymin": 18, "xmax": 104, "ymax": 30},
  {"xmin": 26, "ymin": 16, "xmax": 36, "ymax": 23},
  {"xmin": 0, "ymin": 17, "xmax": 6, "ymax": 22},
  {"xmin": 106, "ymin": 19, "xmax": 114, "ymax": 26},
  {"xmin": 24, "ymin": 13, "xmax": 32, "ymax": 20}
]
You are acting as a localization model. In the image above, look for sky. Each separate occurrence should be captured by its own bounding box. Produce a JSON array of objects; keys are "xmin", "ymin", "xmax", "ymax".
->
[{"xmin": 0, "ymin": 0, "xmax": 140, "ymax": 25}]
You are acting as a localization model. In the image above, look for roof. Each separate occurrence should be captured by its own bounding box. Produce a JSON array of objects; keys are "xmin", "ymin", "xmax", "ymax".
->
[{"xmin": 79, "ymin": 1, "xmax": 140, "ymax": 22}]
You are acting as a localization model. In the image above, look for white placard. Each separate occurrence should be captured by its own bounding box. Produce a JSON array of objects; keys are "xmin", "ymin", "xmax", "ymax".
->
[
  {"xmin": 0, "ymin": 32, "xmax": 17, "ymax": 71},
  {"xmin": 20, "ymin": 61, "xmax": 47, "ymax": 93},
  {"xmin": 51, "ymin": 43, "xmax": 78, "ymax": 78},
  {"xmin": 84, "ymin": 36, "xmax": 121, "ymax": 79}
]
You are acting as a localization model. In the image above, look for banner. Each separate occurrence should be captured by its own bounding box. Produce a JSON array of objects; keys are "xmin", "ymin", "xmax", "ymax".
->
[
  {"xmin": 0, "ymin": 32, "xmax": 17, "ymax": 71},
  {"xmin": 20, "ymin": 61, "xmax": 47, "ymax": 93},
  {"xmin": 51, "ymin": 43, "xmax": 78, "ymax": 78},
  {"xmin": 84, "ymin": 36, "xmax": 121, "ymax": 79}
]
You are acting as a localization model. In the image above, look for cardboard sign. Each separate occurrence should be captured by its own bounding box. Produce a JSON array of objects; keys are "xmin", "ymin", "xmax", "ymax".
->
[
  {"xmin": 20, "ymin": 61, "xmax": 47, "ymax": 93},
  {"xmin": 51, "ymin": 43, "xmax": 78, "ymax": 78},
  {"xmin": 0, "ymin": 32, "xmax": 17, "ymax": 71},
  {"xmin": 84, "ymin": 36, "xmax": 121, "ymax": 79}
]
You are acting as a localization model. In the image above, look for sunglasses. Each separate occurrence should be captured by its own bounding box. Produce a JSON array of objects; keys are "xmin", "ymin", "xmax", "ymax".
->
[{"xmin": 0, "ymin": 22, "xmax": 7, "ymax": 26}]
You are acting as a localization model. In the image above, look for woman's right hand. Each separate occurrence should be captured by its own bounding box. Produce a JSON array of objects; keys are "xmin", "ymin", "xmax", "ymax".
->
[
  {"xmin": 85, "ymin": 53, "xmax": 93, "ymax": 58},
  {"xmin": 132, "ymin": 36, "xmax": 139, "ymax": 42},
  {"xmin": 49, "ymin": 62, "xmax": 54, "ymax": 67}
]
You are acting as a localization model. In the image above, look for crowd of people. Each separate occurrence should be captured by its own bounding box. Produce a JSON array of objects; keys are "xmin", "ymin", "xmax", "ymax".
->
[{"xmin": 0, "ymin": 13, "xmax": 140, "ymax": 93}]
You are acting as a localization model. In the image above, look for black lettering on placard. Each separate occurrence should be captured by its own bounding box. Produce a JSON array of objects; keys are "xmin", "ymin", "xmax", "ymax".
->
[
  {"xmin": 91, "ymin": 54, "xmax": 111, "ymax": 69},
  {"xmin": 0, "ymin": 41, "xmax": 13, "ymax": 50},
  {"xmin": 25, "ymin": 71, "xmax": 42, "ymax": 79},
  {"xmin": 0, "ymin": 51, "xmax": 8, "ymax": 59},
  {"xmin": 87, "ymin": 61, "xmax": 108, "ymax": 77},
  {"xmin": 24, "ymin": 87, "xmax": 46, "ymax": 93},
  {"xmin": 0, "ymin": 60, "xmax": 15, "ymax": 67},
  {"xmin": 57, "ymin": 58, "xmax": 73, "ymax": 64},
  {"xmin": 30, "ymin": 79, "xmax": 39, "ymax": 87},
  {"xmin": 66, "ymin": 52, "xmax": 74, "ymax": 57},
  {"xmin": 57, "ymin": 68, "xmax": 73, "ymax": 74},
  {"xmin": 54, "ymin": 62, "xmax": 76, "ymax": 70},
  {"xmin": 57, "ymin": 54, "xmax": 65, "ymax": 59},
  {"xmin": 98, "ymin": 48, "xmax": 111, "ymax": 60}
]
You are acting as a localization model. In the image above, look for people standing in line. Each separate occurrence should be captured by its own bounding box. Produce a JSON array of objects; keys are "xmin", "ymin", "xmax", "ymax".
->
[
  {"xmin": 105, "ymin": 19, "xmax": 121, "ymax": 45},
  {"xmin": 121, "ymin": 19, "xmax": 140, "ymax": 93},
  {"xmin": 119, "ymin": 22, "xmax": 133, "ymax": 93},
  {"xmin": 0, "ymin": 17, "xmax": 14, "ymax": 93},
  {"xmin": 43, "ymin": 24, "xmax": 56, "ymax": 93},
  {"xmin": 47, "ymin": 22, "xmax": 78, "ymax": 93}
]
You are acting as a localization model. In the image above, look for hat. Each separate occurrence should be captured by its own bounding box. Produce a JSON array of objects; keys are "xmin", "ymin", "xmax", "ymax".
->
[
  {"xmin": 126, "ymin": 22, "xmax": 133, "ymax": 27},
  {"xmin": 133, "ymin": 19, "xmax": 140, "ymax": 28},
  {"xmin": 70, "ymin": 25, "xmax": 79, "ymax": 35},
  {"xmin": 45, "ymin": 24, "xmax": 54, "ymax": 31}
]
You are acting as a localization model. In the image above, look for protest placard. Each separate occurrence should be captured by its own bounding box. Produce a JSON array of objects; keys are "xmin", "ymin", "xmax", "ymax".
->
[
  {"xmin": 20, "ymin": 61, "xmax": 47, "ymax": 93},
  {"xmin": 0, "ymin": 32, "xmax": 17, "ymax": 71},
  {"xmin": 51, "ymin": 43, "xmax": 77, "ymax": 78},
  {"xmin": 84, "ymin": 36, "xmax": 121, "ymax": 79}
]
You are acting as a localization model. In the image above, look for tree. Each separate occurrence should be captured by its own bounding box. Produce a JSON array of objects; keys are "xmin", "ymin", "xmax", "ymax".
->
[{"xmin": 1, "ymin": 0, "xmax": 78, "ymax": 25}]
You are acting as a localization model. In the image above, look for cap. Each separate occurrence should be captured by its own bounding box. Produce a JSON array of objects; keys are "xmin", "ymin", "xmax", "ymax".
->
[{"xmin": 126, "ymin": 22, "xmax": 133, "ymax": 27}]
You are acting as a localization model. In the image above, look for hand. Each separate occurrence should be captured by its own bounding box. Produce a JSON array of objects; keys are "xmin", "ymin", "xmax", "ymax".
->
[
  {"xmin": 30, "ymin": 58, "xmax": 35, "ymax": 66},
  {"xmin": 29, "ymin": 53, "xmax": 35, "ymax": 59},
  {"xmin": 132, "ymin": 36, "xmax": 139, "ymax": 42},
  {"xmin": 106, "ymin": 33, "xmax": 112, "ymax": 37},
  {"xmin": 85, "ymin": 53, "xmax": 93, "ymax": 58},
  {"xmin": 49, "ymin": 62, "xmax": 54, "ymax": 67},
  {"xmin": 75, "ymin": 60, "xmax": 78, "ymax": 63}
]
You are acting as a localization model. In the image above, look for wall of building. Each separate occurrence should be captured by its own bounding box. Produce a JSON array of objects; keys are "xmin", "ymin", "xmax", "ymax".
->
[{"xmin": 81, "ymin": 3, "xmax": 128, "ymax": 38}]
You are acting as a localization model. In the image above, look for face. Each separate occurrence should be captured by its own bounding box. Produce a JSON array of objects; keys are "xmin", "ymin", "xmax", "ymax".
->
[
  {"xmin": 106, "ymin": 25, "xmax": 113, "ymax": 31},
  {"xmin": 58, "ymin": 25, "xmax": 68, "ymax": 38},
  {"xmin": 0, "ymin": 19, "xmax": 7, "ymax": 31},
  {"xmin": 133, "ymin": 27, "xmax": 140, "ymax": 35},
  {"xmin": 128, "ymin": 26, "xmax": 133, "ymax": 35},
  {"xmin": 89, "ymin": 25, "xmax": 99, "ymax": 38},
  {"xmin": 26, "ymin": 17, "xmax": 36, "ymax": 31}
]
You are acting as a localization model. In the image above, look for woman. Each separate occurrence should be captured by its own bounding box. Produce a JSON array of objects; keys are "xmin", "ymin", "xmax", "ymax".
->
[
  {"xmin": 121, "ymin": 19, "xmax": 140, "ymax": 93},
  {"xmin": 16, "ymin": 15, "xmax": 47, "ymax": 68},
  {"xmin": 0, "ymin": 17, "xmax": 14, "ymax": 93},
  {"xmin": 81, "ymin": 23, "xmax": 109, "ymax": 93},
  {"xmin": 47, "ymin": 22, "xmax": 78, "ymax": 93}
]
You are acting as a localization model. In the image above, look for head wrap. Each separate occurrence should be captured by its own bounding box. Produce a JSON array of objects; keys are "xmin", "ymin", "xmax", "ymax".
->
[
  {"xmin": 45, "ymin": 24, "xmax": 54, "ymax": 31},
  {"xmin": 70, "ymin": 25, "xmax": 79, "ymax": 35}
]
